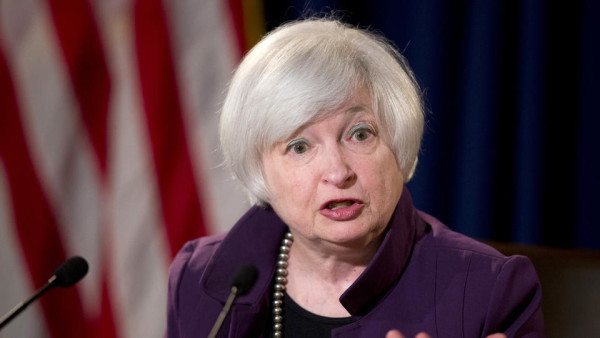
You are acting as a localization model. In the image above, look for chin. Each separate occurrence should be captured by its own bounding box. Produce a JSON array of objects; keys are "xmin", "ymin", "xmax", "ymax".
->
[{"xmin": 319, "ymin": 223, "xmax": 383, "ymax": 248}]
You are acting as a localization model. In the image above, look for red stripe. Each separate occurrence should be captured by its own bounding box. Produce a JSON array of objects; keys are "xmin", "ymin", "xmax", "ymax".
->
[
  {"xmin": 47, "ymin": 0, "xmax": 111, "ymax": 176},
  {"xmin": 0, "ymin": 45, "xmax": 89, "ymax": 338},
  {"xmin": 134, "ymin": 0, "xmax": 207, "ymax": 257},
  {"xmin": 227, "ymin": 0, "xmax": 247, "ymax": 55},
  {"xmin": 45, "ymin": 2, "xmax": 118, "ymax": 336},
  {"xmin": 89, "ymin": 260, "xmax": 117, "ymax": 338}
]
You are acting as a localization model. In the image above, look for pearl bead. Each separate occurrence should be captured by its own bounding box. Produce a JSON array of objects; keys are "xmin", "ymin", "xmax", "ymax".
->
[{"xmin": 272, "ymin": 231, "xmax": 292, "ymax": 337}]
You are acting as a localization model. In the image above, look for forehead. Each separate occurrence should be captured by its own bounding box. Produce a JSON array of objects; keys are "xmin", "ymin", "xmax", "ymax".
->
[
  {"xmin": 316, "ymin": 87, "xmax": 373, "ymax": 121},
  {"xmin": 288, "ymin": 89, "xmax": 375, "ymax": 135}
]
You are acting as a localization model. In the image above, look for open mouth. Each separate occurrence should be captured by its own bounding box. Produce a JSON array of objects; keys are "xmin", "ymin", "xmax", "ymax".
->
[
  {"xmin": 325, "ymin": 200, "xmax": 356, "ymax": 210},
  {"xmin": 320, "ymin": 199, "xmax": 363, "ymax": 220}
]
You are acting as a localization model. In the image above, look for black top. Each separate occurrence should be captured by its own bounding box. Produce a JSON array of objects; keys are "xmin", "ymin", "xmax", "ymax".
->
[{"xmin": 280, "ymin": 292, "xmax": 355, "ymax": 337}]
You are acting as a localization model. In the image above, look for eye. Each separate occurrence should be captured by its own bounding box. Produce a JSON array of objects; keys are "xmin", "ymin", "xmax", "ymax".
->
[
  {"xmin": 349, "ymin": 124, "xmax": 374, "ymax": 142},
  {"xmin": 286, "ymin": 138, "xmax": 309, "ymax": 154}
]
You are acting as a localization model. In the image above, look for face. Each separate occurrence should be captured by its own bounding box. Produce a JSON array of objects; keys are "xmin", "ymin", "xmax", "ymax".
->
[{"xmin": 262, "ymin": 89, "xmax": 404, "ymax": 252}]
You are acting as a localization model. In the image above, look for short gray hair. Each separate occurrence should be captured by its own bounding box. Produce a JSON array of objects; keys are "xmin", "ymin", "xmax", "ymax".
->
[{"xmin": 220, "ymin": 18, "xmax": 424, "ymax": 205}]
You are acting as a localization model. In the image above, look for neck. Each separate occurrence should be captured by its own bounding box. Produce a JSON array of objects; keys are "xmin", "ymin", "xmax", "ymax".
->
[
  {"xmin": 289, "ymin": 228, "xmax": 383, "ymax": 275},
  {"xmin": 291, "ymin": 241, "xmax": 373, "ymax": 280},
  {"xmin": 284, "ymin": 231, "xmax": 384, "ymax": 317}
]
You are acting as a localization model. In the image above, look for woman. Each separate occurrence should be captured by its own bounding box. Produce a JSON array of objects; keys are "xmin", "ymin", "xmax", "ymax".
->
[{"xmin": 166, "ymin": 18, "xmax": 543, "ymax": 337}]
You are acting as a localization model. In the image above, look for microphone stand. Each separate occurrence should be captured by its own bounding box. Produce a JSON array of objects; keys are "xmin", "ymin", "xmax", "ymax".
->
[
  {"xmin": 206, "ymin": 264, "xmax": 257, "ymax": 338},
  {"xmin": 207, "ymin": 286, "xmax": 240, "ymax": 338},
  {"xmin": 0, "ymin": 256, "xmax": 88, "ymax": 331},
  {"xmin": 0, "ymin": 276, "xmax": 57, "ymax": 330}
]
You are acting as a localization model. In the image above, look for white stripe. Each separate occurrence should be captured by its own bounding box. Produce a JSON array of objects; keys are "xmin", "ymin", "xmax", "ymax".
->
[
  {"xmin": 93, "ymin": 1, "xmax": 170, "ymax": 337},
  {"xmin": 168, "ymin": 0, "xmax": 251, "ymax": 233},
  {"xmin": 0, "ymin": 0, "xmax": 102, "ymax": 316},
  {"xmin": 0, "ymin": 163, "xmax": 50, "ymax": 338}
]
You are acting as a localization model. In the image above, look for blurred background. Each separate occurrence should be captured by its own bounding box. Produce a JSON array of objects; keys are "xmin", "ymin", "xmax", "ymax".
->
[{"xmin": 1, "ymin": 0, "xmax": 598, "ymax": 337}]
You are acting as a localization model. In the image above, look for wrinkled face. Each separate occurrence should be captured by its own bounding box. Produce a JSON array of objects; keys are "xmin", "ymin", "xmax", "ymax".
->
[{"xmin": 262, "ymin": 89, "xmax": 404, "ymax": 251}]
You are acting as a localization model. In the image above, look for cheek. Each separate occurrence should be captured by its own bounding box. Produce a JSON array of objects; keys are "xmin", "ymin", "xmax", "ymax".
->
[
  {"xmin": 267, "ymin": 170, "xmax": 317, "ymax": 230},
  {"xmin": 363, "ymin": 155, "xmax": 403, "ymax": 205},
  {"xmin": 263, "ymin": 161, "xmax": 286, "ymax": 203},
  {"xmin": 267, "ymin": 164, "xmax": 314, "ymax": 206},
  {"xmin": 287, "ymin": 168, "xmax": 319, "ymax": 203}
]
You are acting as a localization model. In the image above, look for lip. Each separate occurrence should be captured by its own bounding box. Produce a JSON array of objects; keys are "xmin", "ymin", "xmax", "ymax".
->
[{"xmin": 319, "ymin": 199, "xmax": 364, "ymax": 221}]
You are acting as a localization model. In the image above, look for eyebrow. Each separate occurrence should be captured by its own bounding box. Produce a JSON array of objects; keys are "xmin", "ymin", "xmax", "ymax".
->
[
  {"xmin": 346, "ymin": 103, "xmax": 369, "ymax": 114},
  {"xmin": 289, "ymin": 102, "xmax": 373, "ymax": 138}
]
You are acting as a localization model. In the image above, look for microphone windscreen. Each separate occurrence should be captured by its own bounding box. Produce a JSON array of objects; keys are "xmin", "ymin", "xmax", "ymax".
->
[
  {"xmin": 53, "ymin": 256, "xmax": 89, "ymax": 287},
  {"xmin": 231, "ymin": 264, "xmax": 258, "ymax": 296}
]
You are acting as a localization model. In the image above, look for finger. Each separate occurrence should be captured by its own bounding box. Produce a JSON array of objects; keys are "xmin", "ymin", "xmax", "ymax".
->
[
  {"xmin": 487, "ymin": 334, "xmax": 507, "ymax": 338},
  {"xmin": 415, "ymin": 332, "xmax": 432, "ymax": 338},
  {"xmin": 385, "ymin": 329, "xmax": 405, "ymax": 338}
]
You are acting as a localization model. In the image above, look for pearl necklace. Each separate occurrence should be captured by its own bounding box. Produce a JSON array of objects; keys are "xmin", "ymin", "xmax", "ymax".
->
[{"xmin": 272, "ymin": 231, "xmax": 293, "ymax": 337}]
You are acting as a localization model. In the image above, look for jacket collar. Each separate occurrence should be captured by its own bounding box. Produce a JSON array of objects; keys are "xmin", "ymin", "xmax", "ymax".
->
[
  {"xmin": 340, "ymin": 189, "xmax": 420, "ymax": 314},
  {"xmin": 200, "ymin": 205, "xmax": 287, "ymax": 305},
  {"xmin": 200, "ymin": 187, "xmax": 422, "ymax": 315}
]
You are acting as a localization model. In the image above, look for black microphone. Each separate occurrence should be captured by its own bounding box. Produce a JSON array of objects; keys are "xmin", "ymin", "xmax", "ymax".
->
[
  {"xmin": 0, "ymin": 256, "xmax": 89, "ymax": 330},
  {"xmin": 207, "ymin": 264, "xmax": 258, "ymax": 338}
]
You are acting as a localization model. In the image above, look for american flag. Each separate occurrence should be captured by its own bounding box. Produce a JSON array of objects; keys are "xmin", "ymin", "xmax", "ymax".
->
[{"xmin": 0, "ymin": 0, "xmax": 259, "ymax": 336}]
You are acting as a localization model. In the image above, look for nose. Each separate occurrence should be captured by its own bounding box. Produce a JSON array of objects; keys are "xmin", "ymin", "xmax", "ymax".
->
[{"xmin": 320, "ymin": 144, "xmax": 355, "ymax": 187}]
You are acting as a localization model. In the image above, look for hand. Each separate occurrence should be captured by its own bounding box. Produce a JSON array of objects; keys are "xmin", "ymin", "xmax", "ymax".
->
[
  {"xmin": 386, "ymin": 330, "xmax": 507, "ymax": 338},
  {"xmin": 385, "ymin": 330, "xmax": 430, "ymax": 338}
]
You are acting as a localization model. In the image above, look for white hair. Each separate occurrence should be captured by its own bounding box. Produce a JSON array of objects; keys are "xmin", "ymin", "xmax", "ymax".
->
[{"xmin": 220, "ymin": 18, "xmax": 424, "ymax": 205}]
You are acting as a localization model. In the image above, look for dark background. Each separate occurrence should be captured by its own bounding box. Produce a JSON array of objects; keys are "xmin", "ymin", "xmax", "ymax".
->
[{"xmin": 262, "ymin": 0, "xmax": 600, "ymax": 249}]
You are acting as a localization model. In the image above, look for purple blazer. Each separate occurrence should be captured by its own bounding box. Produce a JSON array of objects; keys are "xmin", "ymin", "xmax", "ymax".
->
[{"xmin": 166, "ymin": 189, "xmax": 544, "ymax": 337}]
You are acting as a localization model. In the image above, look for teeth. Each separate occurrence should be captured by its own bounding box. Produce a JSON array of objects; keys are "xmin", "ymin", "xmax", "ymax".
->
[{"xmin": 327, "ymin": 201, "xmax": 353, "ymax": 210}]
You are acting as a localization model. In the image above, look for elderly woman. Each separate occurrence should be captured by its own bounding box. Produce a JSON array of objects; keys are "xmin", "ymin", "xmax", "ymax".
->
[{"xmin": 166, "ymin": 19, "xmax": 543, "ymax": 337}]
